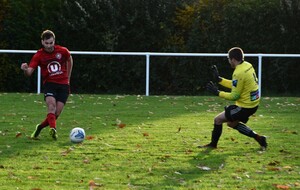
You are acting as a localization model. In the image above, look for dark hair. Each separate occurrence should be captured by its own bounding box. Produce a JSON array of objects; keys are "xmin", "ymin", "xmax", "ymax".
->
[
  {"xmin": 228, "ymin": 47, "xmax": 244, "ymax": 62},
  {"xmin": 41, "ymin": 30, "xmax": 55, "ymax": 40}
]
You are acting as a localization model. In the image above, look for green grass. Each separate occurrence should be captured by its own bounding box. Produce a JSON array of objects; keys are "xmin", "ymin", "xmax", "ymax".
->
[{"xmin": 0, "ymin": 93, "xmax": 299, "ymax": 190}]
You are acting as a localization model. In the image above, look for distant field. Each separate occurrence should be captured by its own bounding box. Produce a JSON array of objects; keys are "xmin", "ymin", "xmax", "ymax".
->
[{"xmin": 0, "ymin": 93, "xmax": 299, "ymax": 190}]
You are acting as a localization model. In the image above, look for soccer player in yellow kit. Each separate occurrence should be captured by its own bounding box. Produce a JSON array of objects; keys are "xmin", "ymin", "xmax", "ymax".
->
[{"xmin": 201, "ymin": 47, "xmax": 267, "ymax": 150}]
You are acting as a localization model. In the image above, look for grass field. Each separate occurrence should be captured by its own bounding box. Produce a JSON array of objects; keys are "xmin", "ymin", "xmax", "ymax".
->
[{"xmin": 0, "ymin": 93, "xmax": 299, "ymax": 190}]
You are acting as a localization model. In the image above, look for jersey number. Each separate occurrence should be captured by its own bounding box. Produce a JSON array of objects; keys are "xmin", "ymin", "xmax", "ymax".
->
[{"xmin": 253, "ymin": 73, "xmax": 258, "ymax": 85}]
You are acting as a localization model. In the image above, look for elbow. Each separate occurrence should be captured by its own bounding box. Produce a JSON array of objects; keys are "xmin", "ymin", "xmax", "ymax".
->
[
  {"xmin": 23, "ymin": 70, "xmax": 33, "ymax": 77},
  {"xmin": 231, "ymin": 94, "xmax": 240, "ymax": 101}
]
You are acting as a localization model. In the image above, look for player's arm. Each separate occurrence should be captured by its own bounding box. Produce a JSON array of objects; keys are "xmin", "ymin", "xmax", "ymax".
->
[
  {"xmin": 219, "ymin": 76, "xmax": 242, "ymax": 101},
  {"xmin": 219, "ymin": 78, "xmax": 232, "ymax": 89},
  {"xmin": 21, "ymin": 63, "xmax": 35, "ymax": 77},
  {"xmin": 219, "ymin": 88, "xmax": 240, "ymax": 101},
  {"xmin": 67, "ymin": 55, "xmax": 73, "ymax": 82}
]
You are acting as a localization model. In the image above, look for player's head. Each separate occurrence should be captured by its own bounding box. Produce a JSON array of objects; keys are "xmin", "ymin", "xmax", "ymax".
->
[
  {"xmin": 227, "ymin": 47, "xmax": 244, "ymax": 68},
  {"xmin": 228, "ymin": 47, "xmax": 244, "ymax": 62},
  {"xmin": 41, "ymin": 30, "xmax": 55, "ymax": 53},
  {"xmin": 41, "ymin": 30, "xmax": 55, "ymax": 40}
]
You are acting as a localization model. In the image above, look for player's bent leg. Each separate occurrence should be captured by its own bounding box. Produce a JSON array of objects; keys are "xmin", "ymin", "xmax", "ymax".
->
[
  {"xmin": 49, "ymin": 128, "xmax": 58, "ymax": 140},
  {"xmin": 45, "ymin": 96, "xmax": 57, "ymax": 114},
  {"xmin": 257, "ymin": 136, "xmax": 267, "ymax": 150},
  {"xmin": 199, "ymin": 113, "xmax": 226, "ymax": 149},
  {"xmin": 31, "ymin": 124, "xmax": 44, "ymax": 139},
  {"xmin": 198, "ymin": 124, "xmax": 222, "ymax": 149},
  {"xmin": 55, "ymin": 101, "xmax": 65, "ymax": 117},
  {"xmin": 233, "ymin": 123, "xmax": 268, "ymax": 150},
  {"xmin": 233, "ymin": 123, "xmax": 257, "ymax": 138}
]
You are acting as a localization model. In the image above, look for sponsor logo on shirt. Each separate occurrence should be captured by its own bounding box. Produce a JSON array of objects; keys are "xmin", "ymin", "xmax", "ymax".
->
[
  {"xmin": 232, "ymin": 80, "xmax": 238, "ymax": 87},
  {"xmin": 47, "ymin": 61, "xmax": 63, "ymax": 76},
  {"xmin": 250, "ymin": 90, "xmax": 260, "ymax": 101}
]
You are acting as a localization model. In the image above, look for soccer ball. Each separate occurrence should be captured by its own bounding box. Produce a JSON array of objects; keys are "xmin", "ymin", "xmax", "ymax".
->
[{"xmin": 70, "ymin": 127, "xmax": 85, "ymax": 143}]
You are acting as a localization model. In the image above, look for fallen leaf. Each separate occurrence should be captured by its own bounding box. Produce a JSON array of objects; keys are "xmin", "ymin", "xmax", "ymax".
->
[
  {"xmin": 86, "ymin": 135, "xmax": 94, "ymax": 140},
  {"xmin": 219, "ymin": 163, "xmax": 225, "ymax": 169},
  {"xmin": 88, "ymin": 180, "xmax": 103, "ymax": 190},
  {"xmin": 268, "ymin": 167, "xmax": 281, "ymax": 171},
  {"xmin": 232, "ymin": 175, "xmax": 242, "ymax": 180},
  {"xmin": 33, "ymin": 166, "xmax": 42, "ymax": 170},
  {"xmin": 143, "ymin": 132, "xmax": 149, "ymax": 136},
  {"xmin": 282, "ymin": 166, "xmax": 292, "ymax": 170},
  {"xmin": 118, "ymin": 123, "xmax": 126, "ymax": 128},
  {"xmin": 273, "ymin": 184, "xmax": 290, "ymax": 189},
  {"xmin": 61, "ymin": 147, "xmax": 74, "ymax": 156},
  {"xmin": 177, "ymin": 127, "xmax": 181, "ymax": 133},
  {"xmin": 89, "ymin": 180, "xmax": 96, "ymax": 189},
  {"xmin": 16, "ymin": 132, "xmax": 22, "ymax": 138},
  {"xmin": 28, "ymin": 176, "xmax": 38, "ymax": 180},
  {"xmin": 268, "ymin": 161, "xmax": 280, "ymax": 166},
  {"xmin": 116, "ymin": 118, "xmax": 121, "ymax": 124},
  {"xmin": 196, "ymin": 165, "xmax": 211, "ymax": 171}
]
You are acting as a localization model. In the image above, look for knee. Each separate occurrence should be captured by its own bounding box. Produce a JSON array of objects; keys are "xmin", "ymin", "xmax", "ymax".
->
[
  {"xmin": 48, "ymin": 104, "xmax": 56, "ymax": 113},
  {"xmin": 227, "ymin": 122, "xmax": 238, "ymax": 128},
  {"xmin": 55, "ymin": 112, "xmax": 61, "ymax": 119},
  {"xmin": 227, "ymin": 122, "xmax": 234, "ymax": 128},
  {"xmin": 214, "ymin": 116, "xmax": 222, "ymax": 125}
]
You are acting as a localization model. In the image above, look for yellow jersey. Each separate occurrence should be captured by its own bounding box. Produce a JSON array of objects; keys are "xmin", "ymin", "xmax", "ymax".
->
[{"xmin": 218, "ymin": 61, "xmax": 260, "ymax": 108}]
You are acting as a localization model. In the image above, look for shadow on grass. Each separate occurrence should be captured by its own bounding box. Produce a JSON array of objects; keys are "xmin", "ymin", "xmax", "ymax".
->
[
  {"xmin": 138, "ymin": 146, "xmax": 260, "ymax": 189},
  {"xmin": 123, "ymin": 147, "xmax": 233, "ymax": 189},
  {"xmin": 0, "ymin": 131, "xmax": 53, "ymax": 162},
  {"xmin": 173, "ymin": 149, "xmax": 229, "ymax": 188}
]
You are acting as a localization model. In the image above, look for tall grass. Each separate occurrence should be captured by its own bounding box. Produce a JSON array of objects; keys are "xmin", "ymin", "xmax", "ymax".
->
[{"xmin": 0, "ymin": 93, "xmax": 299, "ymax": 190}]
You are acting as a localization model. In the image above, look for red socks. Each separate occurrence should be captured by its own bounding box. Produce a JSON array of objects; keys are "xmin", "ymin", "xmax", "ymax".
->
[
  {"xmin": 39, "ymin": 113, "xmax": 57, "ymax": 129},
  {"xmin": 47, "ymin": 113, "xmax": 56, "ymax": 129},
  {"xmin": 40, "ymin": 118, "xmax": 49, "ymax": 128}
]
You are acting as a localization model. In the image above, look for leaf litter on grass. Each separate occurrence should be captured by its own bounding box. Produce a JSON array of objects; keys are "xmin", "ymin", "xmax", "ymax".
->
[{"xmin": 1, "ymin": 94, "xmax": 300, "ymax": 189}]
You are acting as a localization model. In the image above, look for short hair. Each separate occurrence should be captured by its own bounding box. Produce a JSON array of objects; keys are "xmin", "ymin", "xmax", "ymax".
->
[
  {"xmin": 41, "ymin": 30, "xmax": 55, "ymax": 40},
  {"xmin": 228, "ymin": 47, "xmax": 244, "ymax": 62}
]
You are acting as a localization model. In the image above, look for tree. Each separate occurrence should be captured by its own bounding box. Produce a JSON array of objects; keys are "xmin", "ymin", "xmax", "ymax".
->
[{"xmin": 0, "ymin": 0, "xmax": 299, "ymax": 94}]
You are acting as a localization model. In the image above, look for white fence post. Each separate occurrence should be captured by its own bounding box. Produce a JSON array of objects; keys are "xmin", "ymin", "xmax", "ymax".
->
[
  {"xmin": 258, "ymin": 54, "xmax": 262, "ymax": 98},
  {"xmin": 146, "ymin": 53, "xmax": 150, "ymax": 96},
  {"xmin": 37, "ymin": 66, "xmax": 41, "ymax": 94}
]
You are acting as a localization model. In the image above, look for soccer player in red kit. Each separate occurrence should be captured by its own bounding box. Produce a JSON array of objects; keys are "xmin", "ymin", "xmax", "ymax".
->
[{"xmin": 21, "ymin": 30, "xmax": 73, "ymax": 140}]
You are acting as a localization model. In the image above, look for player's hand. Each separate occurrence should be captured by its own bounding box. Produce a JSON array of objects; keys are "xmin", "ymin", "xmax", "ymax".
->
[
  {"xmin": 21, "ymin": 63, "xmax": 29, "ymax": 71},
  {"xmin": 206, "ymin": 81, "xmax": 220, "ymax": 96},
  {"xmin": 211, "ymin": 65, "xmax": 222, "ymax": 82}
]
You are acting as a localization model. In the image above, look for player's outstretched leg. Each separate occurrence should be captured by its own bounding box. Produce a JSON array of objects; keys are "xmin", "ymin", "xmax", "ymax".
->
[
  {"xmin": 234, "ymin": 123, "xmax": 267, "ymax": 150},
  {"xmin": 256, "ymin": 135, "xmax": 267, "ymax": 151},
  {"xmin": 31, "ymin": 124, "xmax": 44, "ymax": 139},
  {"xmin": 198, "ymin": 124, "xmax": 222, "ymax": 149}
]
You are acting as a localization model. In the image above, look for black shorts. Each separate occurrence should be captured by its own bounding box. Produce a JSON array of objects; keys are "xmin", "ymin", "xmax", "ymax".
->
[
  {"xmin": 224, "ymin": 105, "xmax": 258, "ymax": 124},
  {"xmin": 43, "ymin": 82, "xmax": 70, "ymax": 104}
]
